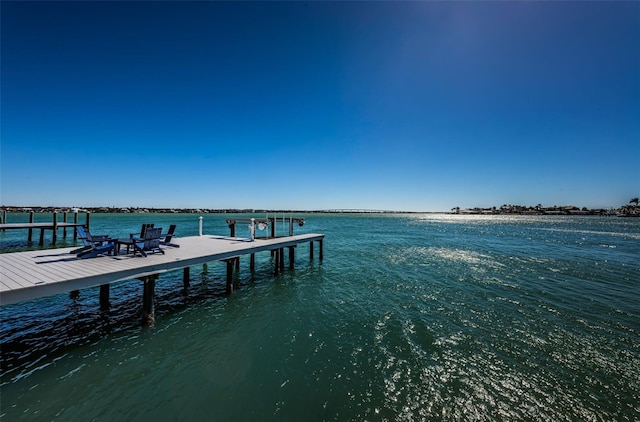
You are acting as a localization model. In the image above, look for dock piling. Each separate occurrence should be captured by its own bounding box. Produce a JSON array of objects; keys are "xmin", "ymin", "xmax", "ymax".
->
[
  {"xmin": 289, "ymin": 246, "xmax": 295, "ymax": 269},
  {"xmin": 226, "ymin": 260, "xmax": 234, "ymax": 293},
  {"xmin": 28, "ymin": 211, "xmax": 35, "ymax": 243},
  {"xmin": 73, "ymin": 212, "xmax": 79, "ymax": 240},
  {"xmin": 279, "ymin": 247, "xmax": 285, "ymax": 272},
  {"xmin": 52, "ymin": 212, "xmax": 58, "ymax": 245},
  {"xmin": 99, "ymin": 284, "xmax": 110, "ymax": 310},
  {"xmin": 183, "ymin": 267, "xmax": 190, "ymax": 291},
  {"xmin": 274, "ymin": 249, "xmax": 279, "ymax": 275},
  {"xmin": 141, "ymin": 275, "xmax": 156, "ymax": 325}
]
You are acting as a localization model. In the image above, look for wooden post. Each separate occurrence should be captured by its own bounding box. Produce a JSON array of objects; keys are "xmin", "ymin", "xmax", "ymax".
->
[
  {"xmin": 39, "ymin": 228, "xmax": 45, "ymax": 246},
  {"xmin": 73, "ymin": 211, "xmax": 78, "ymax": 240},
  {"xmin": 1, "ymin": 210, "xmax": 5, "ymax": 230},
  {"xmin": 250, "ymin": 253, "xmax": 255, "ymax": 272},
  {"xmin": 309, "ymin": 241, "xmax": 314, "ymax": 260},
  {"xmin": 86, "ymin": 212, "xmax": 91, "ymax": 231},
  {"xmin": 52, "ymin": 211, "xmax": 58, "ymax": 245},
  {"xmin": 289, "ymin": 218, "xmax": 294, "ymax": 236},
  {"xmin": 28, "ymin": 211, "xmax": 34, "ymax": 243},
  {"xmin": 270, "ymin": 218, "xmax": 276, "ymax": 238},
  {"xmin": 183, "ymin": 267, "xmax": 190, "ymax": 291},
  {"xmin": 229, "ymin": 223, "xmax": 236, "ymax": 238},
  {"xmin": 274, "ymin": 249, "xmax": 280, "ymax": 275},
  {"xmin": 142, "ymin": 276, "xmax": 156, "ymax": 325},
  {"xmin": 319, "ymin": 239, "xmax": 323, "ymax": 261},
  {"xmin": 226, "ymin": 260, "xmax": 234, "ymax": 293},
  {"xmin": 279, "ymin": 247, "xmax": 285, "ymax": 272},
  {"xmin": 235, "ymin": 257, "xmax": 240, "ymax": 271},
  {"xmin": 62, "ymin": 212, "xmax": 68, "ymax": 239},
  {"xmin": 289, "ymin": 246, "xmax": 295, "ymax": 270},
  {"xmin": 99, "ymin": 284, "xmax": 110, "ymax": 310}
]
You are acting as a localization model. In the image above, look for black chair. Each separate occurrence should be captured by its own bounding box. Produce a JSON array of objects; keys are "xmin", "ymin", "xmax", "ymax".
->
[
  {"xmin": 130, "ymin": 223, "xmax": 154, "ymax": 240},
  {"xmin": 131, "ymin": 227, "xmax": 164, "ymax": 257},
  {"xmin": 160, "ymin": 224, "xmax": 179, "ymax": 248}
]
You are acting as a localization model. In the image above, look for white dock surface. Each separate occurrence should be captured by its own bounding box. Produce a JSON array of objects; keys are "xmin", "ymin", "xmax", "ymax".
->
[{"xmin": 0, "ymin": 233, "xmax": 324, "ymax": 306}]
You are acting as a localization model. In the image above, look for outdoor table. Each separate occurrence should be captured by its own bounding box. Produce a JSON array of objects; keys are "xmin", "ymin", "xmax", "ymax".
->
[{"xmin": 115, "ymin": 238, "xmax": 136, "ymax": 255}]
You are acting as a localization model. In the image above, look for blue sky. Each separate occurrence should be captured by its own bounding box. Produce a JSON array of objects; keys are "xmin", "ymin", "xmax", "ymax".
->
[{"xmin": 2, "ymin": 1, "xmax": 638, "ymax": 212}]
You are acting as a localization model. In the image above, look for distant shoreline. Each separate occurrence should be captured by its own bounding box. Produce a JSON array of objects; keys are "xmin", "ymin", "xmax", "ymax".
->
[
  {"xmin": 1, "ymin": 204, "xmax": 639, "ymax": 217},
  {"xmin": 451, "ymin": 204, "xmax": 639, "ymax": 217},
  {"xmin": 1, "ymin": 206, "xmax": 426, "ymax": 215}
]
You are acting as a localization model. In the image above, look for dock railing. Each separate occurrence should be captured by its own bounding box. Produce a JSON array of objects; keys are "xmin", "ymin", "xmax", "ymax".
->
[{"xmin": 225, "ymin": 216, "xmax": 305, "ymax": 239}]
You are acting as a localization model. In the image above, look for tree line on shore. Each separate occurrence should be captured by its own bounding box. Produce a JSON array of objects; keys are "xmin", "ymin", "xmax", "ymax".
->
[
  {"xmin": 0, "ymin": 206, "xmax": 324, "ymax": 214},
  {"xmin": 452, "ymin": 198, "xmax": 640, "ymax": 216},
  {"xmin": 2, "ymin": 198, "xmax": 639, "ymax": 216}
]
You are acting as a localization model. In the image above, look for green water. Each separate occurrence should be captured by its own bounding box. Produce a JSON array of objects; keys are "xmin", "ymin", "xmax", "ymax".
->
[{"xmin": 1, "ymin": 213, "xmax": 639, "ymax": 420}]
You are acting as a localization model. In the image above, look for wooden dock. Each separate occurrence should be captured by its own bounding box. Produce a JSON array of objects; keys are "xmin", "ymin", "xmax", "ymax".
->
[{"xmin": 0, "ymin": 233, "xmax": 324, "ymax": 320}]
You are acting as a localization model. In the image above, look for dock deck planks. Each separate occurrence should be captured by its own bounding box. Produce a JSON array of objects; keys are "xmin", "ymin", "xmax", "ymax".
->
[{"xmin": 0, "ymin": 233, "xmax": 324, "ymax": 306}]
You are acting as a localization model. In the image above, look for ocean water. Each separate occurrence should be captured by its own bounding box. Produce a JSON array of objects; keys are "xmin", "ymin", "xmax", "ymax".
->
[{"xmin": 1, "ymin": 213, "xmax": 639, "ymax": 421}]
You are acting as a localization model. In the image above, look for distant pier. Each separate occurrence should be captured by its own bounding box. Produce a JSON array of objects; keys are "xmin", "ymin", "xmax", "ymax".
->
[{"xmin": 0, "ymin": 211, "xmax": 91, "ymax": 246}]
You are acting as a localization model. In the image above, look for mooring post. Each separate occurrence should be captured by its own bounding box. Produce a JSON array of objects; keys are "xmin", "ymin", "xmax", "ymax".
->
[
  {"xmin": 183, "ymin": 267, "xmax": 190, "ymax": 291},
  {"xmin": 28, "ymin": 211, "xmax": 35, "ymax": 243},
  {"xmin": 250, "ymin": 253, "xmax": 255, "ymax": 272},
  {"xmin": 309, "ymin": 241, "xmax": 314, "ymax": 260},
  {"xmin": 226, "ymin": 260, "xmax": 234, "ymax": 293},
  {"xmin": 274, "ymin": 249, "xmax": 280, "ymax": 275},
  {"xmin": 142, "ymin": 275, "xmax": 156, "ymax": 325},
  {"xmin": 319, "ymin": 239, "xmax": 324, "ymax": 261},
  {"xmin": 229, "ymin": 222, "xmax": 236, "ymax": 238},
  {"xmin": 52, "ymin": 211, "xmax": 58, "ymax": 245},
  {"xmin": 99, "ymin": 284, "xmax": 110, "ymax": 310},
  {"xmin": 63, "ymin": 211, "xmax": 68, "ymax": 239},
  {"xmin": 1, "ymin": 209, "xmax": 6, "ymax": 231},
  {"xmin": 235, "ymin": 257, "xmax": 240, "ymax": 271}
]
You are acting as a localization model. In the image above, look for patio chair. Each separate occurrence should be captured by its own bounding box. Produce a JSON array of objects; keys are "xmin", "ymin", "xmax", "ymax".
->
[
  {"xmin": 130, "ymin": 223, "xmax": 154, "ymax": 240},
  {"xmin": 74, "ymin": 226, "xmax": 115, "ymax": 258},
  {"xmin": 71, "ymin": 225, "xmax": 112, "ymax": 255},
  {"xmin": 113, "ymin": 224, "xmax": 155, "ymax": 255},
  {"xmin": 131, "ymin": 227, "xmax": 165, "ymax": 257},
  {"xmin": 160, "ymin": 224, "xmax": 179, "ymax": 248}
]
